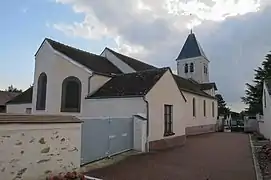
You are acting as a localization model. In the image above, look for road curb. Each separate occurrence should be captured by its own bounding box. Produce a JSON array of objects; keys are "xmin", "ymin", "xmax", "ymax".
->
[{"xmin": 249, "ymin": 134, "xmax": 263, "ymax": 180}]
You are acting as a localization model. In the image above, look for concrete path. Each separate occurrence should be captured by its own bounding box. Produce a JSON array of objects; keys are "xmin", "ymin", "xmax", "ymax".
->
[{"xmin": 86, "ymin": 133, "xmax": 256, "ymax": 180}]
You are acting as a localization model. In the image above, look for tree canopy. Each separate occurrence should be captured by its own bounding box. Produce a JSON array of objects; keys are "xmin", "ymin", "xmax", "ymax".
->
[
  {"xmin": 215, "ymin": 94, "xmax": 230, "ymax": 116},
  {"xmin": 241, "ymin": 53, "xmax": 271, "ymax": 115},
  {"xmin": 5, "ymin": 85, "xmax": 22, "ymax": 93}
]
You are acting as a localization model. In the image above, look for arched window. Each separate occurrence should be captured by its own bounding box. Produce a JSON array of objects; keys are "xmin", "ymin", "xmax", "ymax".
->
[
  {"xmin": 190, "ymin": 63, "xmax": 194, "ymax": 72},
  {"xmin": 212, "ymin": 102, "xmax": 215, "ymax": 117},
  {"xmin": 184, "ymin": 63, "xmax": 188, "ymax": 73},
  {"xmin": 203, "ymin": 65, "xmax": 206, "ymax": 74},
  {"xmin": 61, "ymin": 76, "xmax": 81, "ymax": 112},
  {"xmin": 192, "ymin": 98, "xmax": 196, "ymax": 117},
  {"xmin": 203, "ymin": 100, "xmax": 206, "ymax": 117},
  {"xmin": 36, "ymin": 73, "xmax": 47, "ymax": 110}
]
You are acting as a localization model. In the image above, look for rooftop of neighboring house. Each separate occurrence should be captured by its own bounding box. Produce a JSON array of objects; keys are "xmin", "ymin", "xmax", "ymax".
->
[
  {"xmin": 6, "ymin": 87, "xmax": 33, "ymax": 105},
  {"xmin": 0, "ymin": 91, "xmax": 20, "ymax": 106}
]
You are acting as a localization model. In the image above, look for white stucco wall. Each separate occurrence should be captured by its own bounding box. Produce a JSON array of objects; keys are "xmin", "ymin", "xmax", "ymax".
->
[
  {"xmin": 6, "ymin": 103, "xmax": 32, "ymax": 114},
  {"xmin": 100, "ymin": 48, "xmax": 135, "ymax": 73},
  {"xmin": 183, "ymin": 91, "xmax": 217, "ymax": 128},
  {"xmin": 177, "ymin": 56, "xmax": 209, "ymax": 83},
  {"xmin": 261, "ymin": 83, "xmax": 271, "ymax": 139},
  {"xmin": 146, "ymin": 70, "xmax": 186, "ymax": 142},
  {"xmin": 82, "ymin": 97, "xmax": 146, "ymax": 118},
  {"xmin": 0, "ymin": 123, "xmax": 81, "ymax": 180},
  {"xmin": 32, "ymin": 40, "xmax": 111, "ymax": 116}
]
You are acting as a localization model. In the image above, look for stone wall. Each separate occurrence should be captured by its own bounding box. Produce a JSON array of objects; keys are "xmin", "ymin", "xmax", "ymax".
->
[{"xmin": 0, "ymin": 115, "xmax": 82, "ymax": 180}]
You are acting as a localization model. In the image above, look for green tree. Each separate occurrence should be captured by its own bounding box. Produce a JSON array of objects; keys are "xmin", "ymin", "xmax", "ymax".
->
[
  {"xmin": 5, "ymin": 85, "xmax": 22, "ymax": 93},
  {"xmin": 215, "ymin": 94, "xmax": 230, "ymax": 116},
  {"xmin": 241, "ymin": 53, "xmax": 271, "ymax": 115}
]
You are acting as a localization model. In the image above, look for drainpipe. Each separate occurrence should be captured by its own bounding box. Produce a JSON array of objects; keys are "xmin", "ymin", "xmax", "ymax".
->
[{"xmin": 143, "ymin": 96, "xmax": 150, "ymax": 152}]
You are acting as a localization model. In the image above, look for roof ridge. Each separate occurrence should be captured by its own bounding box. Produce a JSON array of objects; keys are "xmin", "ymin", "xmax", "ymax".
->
[
  {"xmin": 105, "ymin": 47, "xmax": 157, "ymax": 69},
  {"xmin": 45, "ymin": 38, "xmax": 106, "ymax": 59},
  {"xmin": 114, "ymin": 67, "xmax": 169, "ymax": 77}
]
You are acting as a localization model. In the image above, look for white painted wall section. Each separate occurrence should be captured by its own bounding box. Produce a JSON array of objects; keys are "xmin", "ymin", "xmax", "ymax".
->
[
  {"xmin": 261, "ymin": 82, "xmax": 271, "ymax": 139},
  {"xmin": 32, "ymin": 41, "xmax": 110, "ymax": 116},
  {"xmin": 82, "ymin": 97, "xmax": 146, "ymax": 118},
  {"xmin": 183, "ymin": 91, "xmax": 217, "ymax": 128},
  {"xmin": 0, "ymin": 123, "xmax": 81, "ymax": 180},
  {"xmin": 146, "ymin": 70, "xmax": 186, "ymax": 142},
  {"xmin": 6, "ymin": 103, "xmax": 32, "ymax": 114}
]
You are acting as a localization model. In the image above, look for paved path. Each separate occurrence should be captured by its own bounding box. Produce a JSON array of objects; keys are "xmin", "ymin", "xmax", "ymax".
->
[{"xmin": 87, "ymin": 133, "xmax": 256, "ymax": 180}]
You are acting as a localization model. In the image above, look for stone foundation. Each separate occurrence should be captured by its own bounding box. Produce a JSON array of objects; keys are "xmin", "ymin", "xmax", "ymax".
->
[
  {"xmin": 149, "ymin": 135, "xmax": 186, "ymax": 151},
  {"xmin": 185, "ymin": 124, "xmax": 216, "ymax": 136}
]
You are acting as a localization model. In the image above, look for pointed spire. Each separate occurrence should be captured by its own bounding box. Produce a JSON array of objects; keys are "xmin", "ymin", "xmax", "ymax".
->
[{"xmin": 176, "ymin": 32, "xmax": 206, "ymax": 60}]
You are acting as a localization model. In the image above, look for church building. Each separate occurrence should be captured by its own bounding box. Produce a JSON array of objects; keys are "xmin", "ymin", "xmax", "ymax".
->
[{"xmin": 6, "ymin": 32, "xmax": 218, "ymax": 155}]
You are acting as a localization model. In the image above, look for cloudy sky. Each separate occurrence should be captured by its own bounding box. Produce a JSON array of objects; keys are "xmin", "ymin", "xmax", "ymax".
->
[{"xmin": 1, "ymin": 0, "xmax": 271, "ymax": 112}]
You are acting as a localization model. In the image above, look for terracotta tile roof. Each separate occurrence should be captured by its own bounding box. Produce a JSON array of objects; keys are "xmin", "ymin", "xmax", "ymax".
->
[
  {"xmin": 6, "ymin": 87, "xmax": 33, "ymax": 104},
  {"xmin": 0, "ymin": 91, "xmax": 20, "ymax": 106},
  {"xmin": 87, "ymin": 68, "xmax": 169, "ymax": 99},
  {"xmin": 46, "ymin": 38, "xmax": 122, "ymax": 75}
]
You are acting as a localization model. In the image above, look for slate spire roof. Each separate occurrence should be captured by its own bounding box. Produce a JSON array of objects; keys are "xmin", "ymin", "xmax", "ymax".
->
[{"xmin": 177, "ymin": 32, "xmax": 206, "ymax": 60}]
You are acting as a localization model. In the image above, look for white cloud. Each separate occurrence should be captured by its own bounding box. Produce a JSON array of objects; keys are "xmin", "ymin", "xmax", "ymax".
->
[{"xmin": 51, "ymin": 0, "xmax": 271, "ymax": 111}]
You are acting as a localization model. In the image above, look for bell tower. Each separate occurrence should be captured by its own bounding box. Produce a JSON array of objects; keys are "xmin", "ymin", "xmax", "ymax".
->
[{"xmin": 176, "ymin": 31, "xmax": 209, "ymax": 83}]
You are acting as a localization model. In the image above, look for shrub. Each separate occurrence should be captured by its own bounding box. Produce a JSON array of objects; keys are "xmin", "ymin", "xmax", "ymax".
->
[{"xmin": 46, "ymin": 171, "xmax": 85, "ymax": 180}]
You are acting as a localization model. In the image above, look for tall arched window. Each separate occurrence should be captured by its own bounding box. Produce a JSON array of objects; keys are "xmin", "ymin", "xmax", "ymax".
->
[
  {"xmin": 184, "ymin": 63, "xmax": 188, "ymax": 73},
  {"xmin": 203, "ymin": 100, "xmax": 206, "ymax": 117},
  {"xmin": 190, "ymin": 63, "xmax": 194, "ymax": 72},
  {"xmin": 36, "ymin": 72, "xmax": 47, "ymax": 110},
  {"xmin": 61, "ymin": 76, "xmax": 81, "ymax": 112},
  {"xmin": 192, "ymin": 98, "xmax": 196, "ymax": 117},
  {"xmin": 212, "ymin": 102, "xmax": 215, "ymax": 117}
]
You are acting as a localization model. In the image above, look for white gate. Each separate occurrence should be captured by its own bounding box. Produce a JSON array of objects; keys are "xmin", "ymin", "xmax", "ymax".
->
[{"xmin": 80, "ymin": 117, "xmax": 133, "ymax": 165}]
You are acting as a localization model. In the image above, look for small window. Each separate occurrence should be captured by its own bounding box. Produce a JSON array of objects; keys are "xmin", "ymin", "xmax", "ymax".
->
[
  {"xmin": 184, "ymin": 63, "xmax": 188, "ymax": 73},
  {"xmin": 25, "ymin": 108, "xmax": 31, "ymax": 114},
  {"xmin": 212, "ymin": 102, "xmax": 215, "ymax": 117},
  {"xmin": 203, "ymin": 100, "xmax": 206, "ymax": 117},
  {"xmin": 205, "ymin": 66, "xmax": 208, "ymax": 74},
  {"xmin": 264, "ymin": 91, "xmax": 267, "ymax": 108},
  {"xmin": 192, "ymin": 98, "xmax": 196, "ymax": 117},
  {"xmin": 190, "ymin": 63, "xmax": 194, "ymax": 72},
  {"xmin": 164, "ymin": 105, "xmax": 174, "ymax": 136}
]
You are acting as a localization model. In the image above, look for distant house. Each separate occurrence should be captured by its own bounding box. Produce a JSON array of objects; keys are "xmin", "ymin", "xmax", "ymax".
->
[
  {"xmin": 5, "ymin": 87, "xmax": 33, "ymax": 114},
  {"xmin": 0, "ymin": 91, "xmax": 20, "ymax": 113},
  {"xmin": 6, "ymin": 32, "xmax": 218, "ymax": 156}
]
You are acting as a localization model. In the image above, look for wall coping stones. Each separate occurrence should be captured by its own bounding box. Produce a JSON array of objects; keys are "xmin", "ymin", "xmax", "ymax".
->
[{"xmin": 0, "ymin": 114, "xmax": 82, "ymax": 124}]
